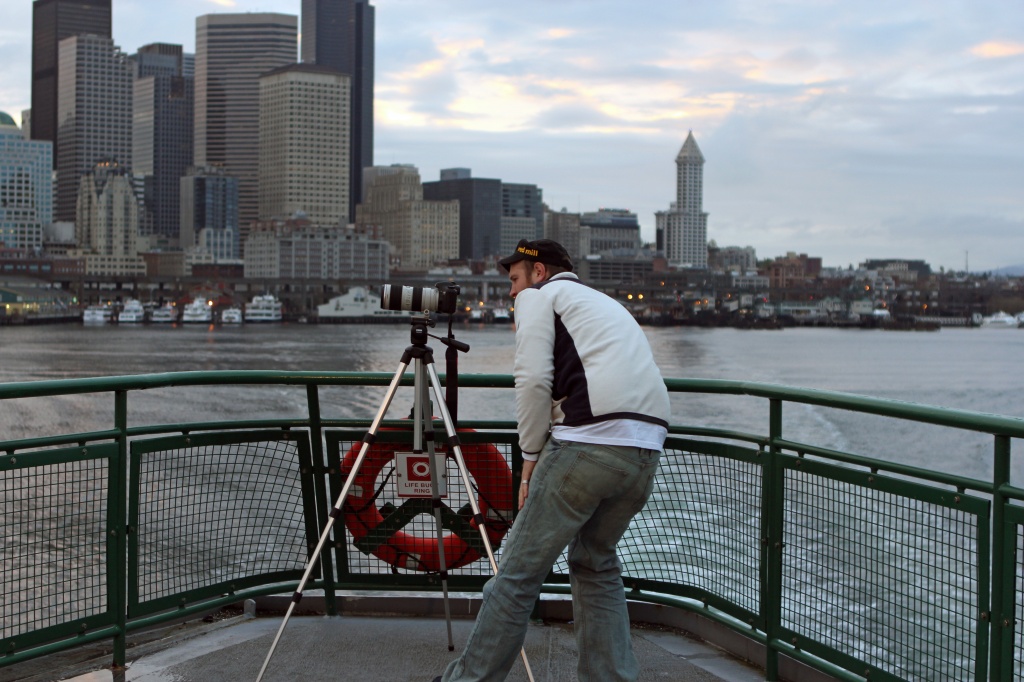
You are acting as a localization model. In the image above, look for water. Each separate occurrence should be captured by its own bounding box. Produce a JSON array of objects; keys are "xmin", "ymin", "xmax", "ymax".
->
[{"xmin": 1, "ymin": 323, "xmax": 1022, "ymax": 481}]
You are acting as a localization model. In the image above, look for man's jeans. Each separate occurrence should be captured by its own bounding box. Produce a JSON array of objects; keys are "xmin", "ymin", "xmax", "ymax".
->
[{"xmin": 442, "ymin": 437, "xmax": 661, "ymax": 682}]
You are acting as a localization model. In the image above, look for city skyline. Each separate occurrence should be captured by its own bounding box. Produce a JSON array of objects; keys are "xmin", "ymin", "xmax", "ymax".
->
[{"xmin": 2, "ymin": 0, "xmax": 1022, "ymax": 271}]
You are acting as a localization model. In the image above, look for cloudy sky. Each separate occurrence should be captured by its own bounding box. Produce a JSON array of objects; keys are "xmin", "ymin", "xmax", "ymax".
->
[{"xmin": 2, "ymin": 0, "xmax": 1023, "ymax": 271}]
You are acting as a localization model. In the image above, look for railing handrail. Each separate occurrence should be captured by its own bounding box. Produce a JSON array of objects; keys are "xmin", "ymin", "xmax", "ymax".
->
[
  {"xmin": 2, "ymin": 370, "xmax": 1023, "ymax": 438},
  {"xmin": 3, "ymin": 369, "xmax": 1024, "ymax": 680}
]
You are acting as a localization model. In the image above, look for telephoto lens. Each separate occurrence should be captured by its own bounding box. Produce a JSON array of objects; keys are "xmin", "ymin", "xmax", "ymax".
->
[{"xmin": 380, "ymin": 284, "xmax": 441, "ymax": 313}]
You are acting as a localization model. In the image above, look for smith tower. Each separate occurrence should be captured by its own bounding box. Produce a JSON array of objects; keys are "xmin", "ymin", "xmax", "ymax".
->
[
  {"xmin": 301, "ymin": 0, "xmax": 375, "ymax": 222},
  {"xmin": 657, "ymin": 131, "xmax": 708, "ymax": 269}
]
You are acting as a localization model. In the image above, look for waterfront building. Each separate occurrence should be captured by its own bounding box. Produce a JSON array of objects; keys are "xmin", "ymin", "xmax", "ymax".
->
[
  {"xmin": 259, "ymin": 64, "xmax": 350, "ymax": 227},
  {"xmin": 73, "ymin": 160, "xmax": 145, "ymax": 275},
  {"xmin": 194, "ymin": 13, "xmax": 298, "ymax": 254},
  {"xmin": 423, "ymin": 168, "xmax": 501, "ymax": 260},
  {"xmin": 357, "ymin": 165, "xmax": 459, "ymax": 272},
  {"xmin": 31, "ymin": 0, "xmax": 112, "ymax": 154},
  {"xmin": 499, "ymin": 182, "xmax": 543, "ymax": 257},
  {"xmin": 708, "ymin": 242, "xmax": 757, "ymax": 273},
  {"xmin": 55, "ymin": 34, "xmax": 133, "ymax": 224},
  {"xmin": 0, "ymin": 112, "xmax": 52, "ymax": 251},
  {"xmin": 657, "ymin": 131, "xmax": 709, "ymax": 269},
  {"xmin": 499, "ymin": 217, "xmax": 538, "ymax": 257},
  {"xmin": 861, "ymin": 259, "xmax": 933, "ymax": 281},
  {"xmin": 502, "ymin": 183, "xmax": 543, "ymax": 240},
  {"xmin": 580, "ymin": 208, "xmax": 641, "ymax": 254},
  {"xmin": 132, "ymin": 43, "xmax": 193, "ymax": 242},
  {"xmin": 543, "ymin": 206, "xmax": 590, "ymax": 265},
  {"xmin": 732, "ymin": 273, "xmax": 770, "ymax": 291},
  {"xmin": 180, "ymin": 165, "xmax": 239, "ymax": 262},
  {"xmin": 244, "ymin": 219, "xmax": 389, "ymax": 280},
  {"xmin": 301, "ymin": 0, "xmax": 375, "ymax": 220},
  {"xmin": 580, "ymin": 251, "xmax": 663, "ymax": 284}
]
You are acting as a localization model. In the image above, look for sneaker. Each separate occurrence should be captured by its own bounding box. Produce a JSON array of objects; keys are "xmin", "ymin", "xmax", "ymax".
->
[{"xmin": 431, "ymin": 678, "xmax": 442, "ymax": 682}]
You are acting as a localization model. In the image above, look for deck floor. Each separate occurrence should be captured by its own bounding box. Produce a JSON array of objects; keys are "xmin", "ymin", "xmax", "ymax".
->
[{"xmin": 1, "ymin": 610, "xmax": 765, "ymax": 682}]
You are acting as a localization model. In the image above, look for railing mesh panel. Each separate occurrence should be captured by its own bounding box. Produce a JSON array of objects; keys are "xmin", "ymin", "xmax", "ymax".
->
[
  {"xmin": 626, "ymin": 447, "xmax": 762, "ymax": 612},
  {"xmin": 784, "ymin": 469, "xmax": 980, "ymax": 680},
  {"xmin": 1, "ymin": 458, "xmax": 108, "ymax": 639},
  {"xmin": 135, "ymin": 441, "xmax": 307, "ymax": 602},
  {"xmin": 1015, "ymin": 523, "xmax": 1024, "ymax": 681},
  {"xmin": 336, "ymin": 439, "xmax": 516, "ymax": 576}
]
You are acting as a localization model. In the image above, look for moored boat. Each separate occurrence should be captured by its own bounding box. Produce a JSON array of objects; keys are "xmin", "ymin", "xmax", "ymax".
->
[
  {"xmin": 980, "ymin": 311, "xmax": 1020, "ymax": 328},
  {"xmin": 117, "ymin": 299, "xmax": 145, "ymax": 324},
  {"xmin": 245, "ymin": 294, "xmax": 282, "ymax": 323},
  {"xmin": 181, "ymin": 298, "xmax": 213, "ymax": 323},
  {"xmin": 150, "ymin": 304, "xmax": 177, "ymax": 323},
  {"xmin": 82, "ymin": 304, "xmax": 113, "ymax": 324},
  {"xmin": 220, "ymin": 307, "xmax": 243, "ymax": 324},
  {"xmin": 316, "ymin": 287, "xmax": 409, "ymax": 323}
]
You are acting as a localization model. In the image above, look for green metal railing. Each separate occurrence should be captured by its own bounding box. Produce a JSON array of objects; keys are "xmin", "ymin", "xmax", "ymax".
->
[{"xmin": 2, "ymin": 371, "xmax": 1024, "ymax": 680}]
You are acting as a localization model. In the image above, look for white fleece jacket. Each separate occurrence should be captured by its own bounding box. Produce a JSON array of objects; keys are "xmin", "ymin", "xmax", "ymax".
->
[{"xmin": 512, "ymin": 272, "xmax": 671, "ymax": 456}]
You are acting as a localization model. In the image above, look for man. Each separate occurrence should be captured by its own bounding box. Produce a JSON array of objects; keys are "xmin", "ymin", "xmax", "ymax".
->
[{"xmin": 436, "ymin": 239, "xmax": 670, "ymax": 682}]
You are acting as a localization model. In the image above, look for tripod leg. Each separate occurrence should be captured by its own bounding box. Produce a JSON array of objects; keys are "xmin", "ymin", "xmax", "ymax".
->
[
  {"xmin": 416, "ymin": 359, "xmax": 455, "ymax": 651},
  {"xmin": 423, "ymin": 362, "xmax": 536, "ymax": 682},
  {"xmin": 256, "ymin": 360, "xmax": 410, "ymax": 682}
]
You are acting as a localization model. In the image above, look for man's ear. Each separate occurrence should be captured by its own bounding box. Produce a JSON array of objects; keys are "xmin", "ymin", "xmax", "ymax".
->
[{"xmin": 532, "ymin": 261, "xmax": 548, "ymax": 282}]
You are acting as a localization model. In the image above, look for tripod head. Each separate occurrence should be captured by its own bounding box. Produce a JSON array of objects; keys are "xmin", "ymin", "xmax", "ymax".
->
[{"xmin": 409, "ymin": 314, "xmax": 434, "ymax": 346}]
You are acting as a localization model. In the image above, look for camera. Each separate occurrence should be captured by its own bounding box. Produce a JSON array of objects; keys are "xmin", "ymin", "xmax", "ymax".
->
[{"xmin": 380, "ymin": 282, "xmax": 460, "ymax": 315}]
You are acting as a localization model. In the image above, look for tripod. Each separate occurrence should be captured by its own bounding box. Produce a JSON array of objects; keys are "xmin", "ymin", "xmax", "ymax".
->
[{"xmin": 256, "ymin": 315, "xmax": 535, "ymax": 682}]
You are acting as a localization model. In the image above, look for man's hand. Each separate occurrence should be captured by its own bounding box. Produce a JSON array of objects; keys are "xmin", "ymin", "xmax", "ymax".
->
[{"xmin": 518, "ymin": 459, "xmax": 537, "ymax": 510}]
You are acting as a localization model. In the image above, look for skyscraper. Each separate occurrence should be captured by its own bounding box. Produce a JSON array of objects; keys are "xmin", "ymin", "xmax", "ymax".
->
[
  {"xmin": 423, "ymin": 169, "xmax": 501, "ymax": 260},
  {"xmin": 75, "ymin": 160, "xmax": 145, "ymax": 275},
  {"xmin": 180, "ymin": 166, "xmax": 239, "ymax": 262},
  {"xmin": 581, "ymin": 208, "xmax": 641, "ymax": 253},
  {"xmin": 31, "ymin": 0, "xmax": 112, "ymax": 152},
  {"xmin": 301, "ymin": 0, "xmax": 374, "ymax": 221},
  {"xmin": 657, "ymin": 131, "xmax": 709, "ymax": 269},
  {"xmin": 55, "ymin": 34, "xmax": 133, "ymax": 223},
  {"xmin": 132, "ymin": 43, "xmax": 194, "ymax": 241},
  {"xmin": 0, "ymin": 112, "xmax": 52, "ymax": 251},
  {"xmin": 194, "ymin": 13, "xmax": 297, "ymax": 253},
  {"xmin": 259, "ymin": 64, "xmax": 350, "ymax": 226},
  {"xmin": 357, "ymin": 165, "xmax": 459, "ymax": 272}
]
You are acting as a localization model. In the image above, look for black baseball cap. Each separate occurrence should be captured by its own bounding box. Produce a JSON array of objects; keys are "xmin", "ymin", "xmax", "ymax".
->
[{"xmin": 499, "ymin": 239, "xmax": 574, "ymax": 272}]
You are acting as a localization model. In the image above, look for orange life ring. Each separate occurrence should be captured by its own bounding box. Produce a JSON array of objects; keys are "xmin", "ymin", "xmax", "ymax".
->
[{"xmin": 340, "ymin": 428, "xmax": 513, "ymax": 572}]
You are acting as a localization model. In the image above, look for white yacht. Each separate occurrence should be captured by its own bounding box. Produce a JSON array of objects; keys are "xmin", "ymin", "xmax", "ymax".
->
[
  {"xmin": 245, "ymin": 294, "xmax": 282, "ymax": 323},
  {"xmin": 316, "ymin": 287, "xmax": 408, "ymax": 323},
  {"xmin": 980, "ymin": 311, "xmax": 1020, "ymax": 329},
  {"xmin": 182, "ymin": 298, "xmax": 213, "ymax": 323},
  {"xmin": 220, "ymin": 307, "xmax": 243, "ymax": 324},
  {"xmin": 82, "ymin": 304, "xmax": 113, "ymax": 324},
  {"xmin": 150, "ymin": 304, "xmax": 177, "ymax": 324},
  {"xmin": 117, "ymin": 299, "xmax": 145, "ymax": 324}
]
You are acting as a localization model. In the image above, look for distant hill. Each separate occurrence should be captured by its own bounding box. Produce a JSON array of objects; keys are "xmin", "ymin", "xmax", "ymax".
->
[{"xmin": 992, "ymin": 264, "xmax": 1024, "ymax": 276}]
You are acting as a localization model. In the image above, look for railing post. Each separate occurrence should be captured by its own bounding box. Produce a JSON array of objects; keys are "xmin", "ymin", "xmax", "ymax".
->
[
  {"xmin": 111, "ymin": 390, "xmax": 128, "ymax": 667},
  {"xmin": 989, "ymin": 434, "xmax": 1012, "ymax": 681},
  {"xmin": 762, "ymin": 398, "xmax": 784, "ymax": 681},
  {"xmin": 306, "ymin": 384, "xmax": 337, "ymax": 616}
]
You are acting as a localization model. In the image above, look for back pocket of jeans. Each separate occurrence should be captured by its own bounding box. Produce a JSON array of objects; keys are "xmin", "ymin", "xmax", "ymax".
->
[{"xmin": 557, "ymin": 452, "xmax": 629, "ymax": 513}]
